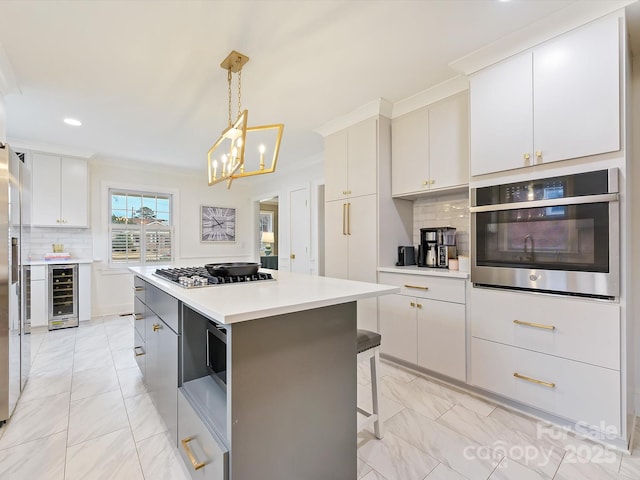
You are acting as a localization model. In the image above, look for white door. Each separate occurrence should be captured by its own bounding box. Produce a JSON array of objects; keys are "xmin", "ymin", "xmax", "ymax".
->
[
  {"xmin": 346, "ymin": 194, "xmax": 377, "ymax": 283},
  {"xmin": 289, "ymin": 187, "xmax": 311, "ymax": 274},
  {"xmin": 32, "ymin": 153, "xmax": 62, "ymax": 227},
  {"xmin": 347, "ymin": 117, "xmax": 378, "ymax": 198},
  {"xmin": 391, "ymin": 106, "xmax": 429, "ymax": 196},
  {"xmin": 60, "ymin": 157, "xmax": 88, "ymax": 227},
  {"xmin": 324, "ymin": 200, "xmax": 349, "ymax": 279}
]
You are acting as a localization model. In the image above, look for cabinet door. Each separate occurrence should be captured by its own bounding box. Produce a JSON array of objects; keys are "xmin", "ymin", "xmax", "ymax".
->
[
  {"xmin": 391, "ymin": 107, "xmax": 429, "ymax": 196},
  {"xmin": 147, "ymin": 316, "xmax": 179, "ymax": 445},
  {"xmin": 429, "ymin": 92, "xmax": 469, "ymax": 190},
  {"xmin": 347, "ymin": 194, "xmax": 377, "ymax": 283},
  {"xmin": 379, "ymin": 294, "xmax": 417, "ymax": 363},
  {"xmin": 324, "ymin": 129, "xmax": 348, "ymax": 202},
  {"xmin": 470, "ymin": 52, "xmax": 533, "ymax": 176},
  {"xmin": 32, "ymin": 153, "xmax": 62, "ymax": 226},
  {"xmin": 347, "ymin": 117, "xmax": 377, "ymax": 198},
  {"xmin": 417, "ymin": 299, "xmax": 466, "ymax": 381},
  {"xmin": 533, "ymin": 16, "xmax": 619, "ymax": 164},
  {"xmin": 324, "ymin": 200, "xmax": 349, "ymax": 280},
  {"xmin": 60, "ymin": 157, "xmax": 88, "ymax": 227}
]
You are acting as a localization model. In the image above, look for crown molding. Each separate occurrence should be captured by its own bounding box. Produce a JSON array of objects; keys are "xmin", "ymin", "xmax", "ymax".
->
[
  {"xmin": 7, "ymin": 137, "xmax": 94, "ymax": 159},
  {"xmin": 314, "ymin": 98, "xmax": 393, "ymax": 138},
  {"xmin": 391, "ymin": 75, "xmax": 469, "ymax": 119},
  {"xmin": 449, "ymin": 2, "xmax": 634, "ymax": 76},
  {"xmin": 0, "ymin": 44, "xmax": 20, "ymax": 95}
]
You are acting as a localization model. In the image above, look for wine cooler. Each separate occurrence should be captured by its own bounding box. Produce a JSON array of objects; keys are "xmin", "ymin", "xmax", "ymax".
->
[{"xmin": 48, "ymin": 264, "xmax": 78, "ymax": 330}]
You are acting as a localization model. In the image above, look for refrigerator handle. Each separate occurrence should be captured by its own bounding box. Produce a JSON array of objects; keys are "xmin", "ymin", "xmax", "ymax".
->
[{"xmin": 11, "ymin": 237, "xmax": 18, "ymax": 284}]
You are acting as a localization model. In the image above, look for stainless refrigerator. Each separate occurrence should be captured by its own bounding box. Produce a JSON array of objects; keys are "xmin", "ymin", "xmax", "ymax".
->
[{"xmin": 0, "ymin": 143, "xmax": 30, "ymax": 425}]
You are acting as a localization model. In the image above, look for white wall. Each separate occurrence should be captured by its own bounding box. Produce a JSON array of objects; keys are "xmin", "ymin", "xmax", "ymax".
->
[
  {"xmin": 89, "ymin": 157, "xmax": 255, "ymax": 316},
  {"xmin": 0, "ymin": 95, "xmax": 5, "ymax": 143}
]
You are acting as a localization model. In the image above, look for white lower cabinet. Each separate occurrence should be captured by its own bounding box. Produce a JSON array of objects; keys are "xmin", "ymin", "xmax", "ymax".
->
[
  {"xmin": 178, "ymin": 389, "xmax": 228, "ymax": 480},
  {"xmin": 471, "ymin": 337, "xmax": 621, "ymax": 432},
  {"xmin": 469, "ymin": 286, "xmax": 621, "ymax": 434},
  {"xmin": 378, "ymin": 272, "xmax": 466, "ymax": 380}
]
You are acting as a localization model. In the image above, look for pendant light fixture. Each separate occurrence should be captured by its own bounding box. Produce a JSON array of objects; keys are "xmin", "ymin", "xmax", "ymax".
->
[{"xmin": 207, "ymin": 51, "xmax": 284, "ymax": 189}]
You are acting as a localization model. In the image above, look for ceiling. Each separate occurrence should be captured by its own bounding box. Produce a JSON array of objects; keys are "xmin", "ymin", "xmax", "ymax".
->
[{"xmin": 0, "ymin": 0, "xmax": 637, "ymax": 177}]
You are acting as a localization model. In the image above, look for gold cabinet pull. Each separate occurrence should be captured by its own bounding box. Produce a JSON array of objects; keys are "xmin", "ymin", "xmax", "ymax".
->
[
  {"xmin": 347, "ymin": 203, "xmax": 351, "ymax": 235},
  {"xmin": 410, "ymin": 302, "xmax": 416, "ymax": 307},
  {"xmin": 422, "ymin": 180, "xmax": 428, "ymax": 186},
  {"xmin": 416, "ymin": 303, "xmax": 423, "ymax": 309},
  {"xmin": 513, "ymin": 372, "xmax": 555, "ymax": 389},
  {"xmin": 404, "ymin": 284, "xmax": 429, "ymax": 291},
  {"xmin": 342, "ymin": 203, "xmax": 347, "ymax": 235},
  {"xmin": 181, "ymin": 436, "xmax": 206, "ymax": 470},
  {"xmin": 152, "ymin": 323, "xmax": 160, "ymax": 332},
  {"xmin": 134, "ymin": 346, "xmax": 145, "ymax": 357},
  {"xmin": 134, "ymin": 313, "xmax": 144, "ymax": 321},
  {"xmin": 513, "ymin": 319, "xmax": 555, "ymax": 331},
  {"xmin": 290, "ymin": 253, "xmax": 296, "ymax": 260},
  {"xmin": 429, "ymin": 180, "xmax": 435, "ymax": 185},
  {"xmin": 133, "ymin": 286, "xmax": 144, "ymax": 292},
  {"xmin": 535, "ymin": 151, "xmax": 542, "ymax": 160},
  {"xmin": 523, "ymin": 153, "xmax": 531, "ymax": 161}
]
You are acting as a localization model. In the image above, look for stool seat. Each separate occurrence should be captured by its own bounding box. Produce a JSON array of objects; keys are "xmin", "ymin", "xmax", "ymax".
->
[{"xmin": 357, "ymin": 329, "xmax": 381, "ymax": 353}]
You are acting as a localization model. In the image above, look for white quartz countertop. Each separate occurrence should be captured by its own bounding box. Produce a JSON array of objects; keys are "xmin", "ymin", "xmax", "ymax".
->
[
  {"xmin": 29, "ymin": 258, "xmax": 94, "ymax": 266},
  {"xmin": 378, "ymin": 265, "xmax": 469, "ymax": 279},
  {"xmin": 129, "ymin": 266, "xmax": 399, "ymax": 324}
]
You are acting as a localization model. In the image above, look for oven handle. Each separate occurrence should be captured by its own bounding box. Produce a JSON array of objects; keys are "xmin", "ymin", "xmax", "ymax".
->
[{"xmin": 469, "ymin": 193, "xmax": 619, "ymax": 213}]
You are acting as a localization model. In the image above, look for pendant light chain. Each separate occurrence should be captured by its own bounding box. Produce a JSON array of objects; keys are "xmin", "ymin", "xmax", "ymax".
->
[
  {"xmin": 237, "ymin": 68, "xmax": 242, "ymax": 121},
  {"xmin": 227, "ymin": 68, "xmax": 233, "ymax": 127}
]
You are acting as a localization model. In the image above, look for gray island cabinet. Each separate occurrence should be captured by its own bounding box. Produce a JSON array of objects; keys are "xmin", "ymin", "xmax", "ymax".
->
[{"xmin": 130, "ymin": 267, "xmax": 397, "ymax": 480}]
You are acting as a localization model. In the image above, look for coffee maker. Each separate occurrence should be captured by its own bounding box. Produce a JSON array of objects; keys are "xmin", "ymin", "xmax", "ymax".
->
[{"xmin": 419, "ymin": 227, "xmax": 456, "ymax": 268}]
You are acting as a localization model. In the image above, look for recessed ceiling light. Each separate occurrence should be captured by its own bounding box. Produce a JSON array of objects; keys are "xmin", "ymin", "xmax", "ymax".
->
[{"xmin": 63, "ymin": 118, "xmax": 82, "ymax": 126}]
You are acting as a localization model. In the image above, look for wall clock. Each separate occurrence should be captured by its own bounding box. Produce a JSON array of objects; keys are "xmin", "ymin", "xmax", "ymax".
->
[{"xmin": 201, "ymin": 206, "xmax": 237, "ymax": 242}]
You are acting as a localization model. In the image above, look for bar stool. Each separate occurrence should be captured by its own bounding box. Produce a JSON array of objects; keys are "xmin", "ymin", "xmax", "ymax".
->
[{"xmin": 357, "ymin": 329, "xmax": 383, "ymax": 439}]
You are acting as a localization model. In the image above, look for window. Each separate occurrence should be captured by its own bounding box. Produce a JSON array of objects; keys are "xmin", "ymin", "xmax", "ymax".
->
[{"xmin": 109, "ymin": 189, "xmax": 173, "ymax": 265}]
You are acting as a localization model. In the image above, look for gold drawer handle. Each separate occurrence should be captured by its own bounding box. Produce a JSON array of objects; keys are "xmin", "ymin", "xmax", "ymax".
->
[
  {"xmin": 134, "ymin": 313, "xmax": 144, "ymax": 321},
  {"xmin": 133, "ymin": 286, "xmax": 144, "ymax": 292},
  {"xmin": 513, "ymin": 320, "xmax": 555, "ymax": 331},
  {"xmin": 513, "ymin": 372, "xmax": 555, "ymax": 389},
  {"xmin": 152, "ymin": 323, "xmax": 160, "ymax": 332},
  {"xmin": 181, "ymin": 436, "xmax": 206, "ymax": 470},
  {"xmin": 404, "ymin": 284, "xmax": 429, "ymax": 291},
  {"xmin": 134, "ymin": 346, "xmax": 145, "ymax": 357},
  {"xmin": 410, "ymin": 302, "xmax": 416, "ymax": 307}
]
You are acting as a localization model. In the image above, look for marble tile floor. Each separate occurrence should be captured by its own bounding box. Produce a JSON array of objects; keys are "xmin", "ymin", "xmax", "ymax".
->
[{"xmin": 1, "ymin": 315, "xmax": 638, "ymax": 480}]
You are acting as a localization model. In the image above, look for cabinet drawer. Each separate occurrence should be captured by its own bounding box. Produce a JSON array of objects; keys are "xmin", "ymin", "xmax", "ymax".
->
[
  {"xmin": 133, "ymin": 276, "xmax": 146, "ymax": 304},
  {"xmin": 178, "ymin": 389, "xmax": 228, "ymax": 480},
  {"xmin": 133, "ymin": 298, "xmax": 145, "ymax": 340},
  {"xmin": 146, "ymin": 283, "xmax": 180, "ymax": 333},
  {"xmin": 471, "ymin": 338, "xmax": 620, "ymax": 432},
  {"xmin": 379, "ymin": 272, "xmax": 465, "ymax": 303},
  {"xmin": 470, "ymin": 288, "xmax": 620, "ymax": 370},
  {"xmin": 134, "ymin": 328, "xmax": 145, "ymax": 378}
]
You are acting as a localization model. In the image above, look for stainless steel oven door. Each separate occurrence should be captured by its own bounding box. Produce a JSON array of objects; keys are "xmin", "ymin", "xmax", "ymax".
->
[{"xmin": 470, "ymin": 193, "xmax": 619, "ymax": 298}]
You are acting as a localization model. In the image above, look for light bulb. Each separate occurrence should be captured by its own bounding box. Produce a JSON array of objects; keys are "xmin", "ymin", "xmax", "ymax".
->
[{"xmin": 259, "ymin": 144, "xmax": 266, "ymax": 154}]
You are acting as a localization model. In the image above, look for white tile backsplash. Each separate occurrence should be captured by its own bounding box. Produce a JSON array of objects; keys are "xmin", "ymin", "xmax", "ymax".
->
[
  {"xmin": 413, "ymin": 190, "xmax": 470, "ymax": 256},
  {"xmin": 29, "ymin": 228, "xmax": 93, "ymax": 260}
]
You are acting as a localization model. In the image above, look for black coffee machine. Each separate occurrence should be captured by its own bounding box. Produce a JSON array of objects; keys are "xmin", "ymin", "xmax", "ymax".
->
[{"xmin": 418, "ymin": 227, "xmax": 456, "ymax": 268}]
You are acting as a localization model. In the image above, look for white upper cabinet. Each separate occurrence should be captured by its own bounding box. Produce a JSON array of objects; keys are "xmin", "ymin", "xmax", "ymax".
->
[
  {"xmin": 32, "ymin": 153, "xmax": 88, "ymax": 227},
  {"xmin": 470, "ymin": 53, "xmax": 533, "ymax": 176},
  {"xmin": 533, "ymin": 15, "xmax": 619, "ymax": 164},
  {"xmin": 470, "ymin": 15, "xmax": 619, "ymax": 176},
  {"xmin": 324, "ymin": 117, "xmax": 377, "ymax": 202},
  {"xmin": 392, "ymin": 92, "xmax": 469, "ymax": 197}
]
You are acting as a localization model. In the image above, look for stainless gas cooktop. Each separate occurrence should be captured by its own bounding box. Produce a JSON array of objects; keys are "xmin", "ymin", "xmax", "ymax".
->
[{"xmin": 154, "ymin": 266, "xmax": 274, "ymax": 288}]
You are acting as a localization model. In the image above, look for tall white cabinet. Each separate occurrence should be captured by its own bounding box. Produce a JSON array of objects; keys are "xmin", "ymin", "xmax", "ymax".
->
[
  {"xmin": 323, "ymin": 114, "xmax": 412, "ymax": 331},
  {"xmin": 31, "ymin": 153, "xmax": 89, "ymax": 228}
]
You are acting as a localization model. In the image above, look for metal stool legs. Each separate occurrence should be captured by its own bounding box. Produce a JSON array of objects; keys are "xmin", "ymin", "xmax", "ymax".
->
[{"xmin": 357, "ymin": 330, "xmax": 383, "ymax": 439}]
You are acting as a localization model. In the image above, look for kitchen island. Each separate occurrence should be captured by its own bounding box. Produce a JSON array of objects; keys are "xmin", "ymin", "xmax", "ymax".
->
[{"xmin": 129, "ymin": 266, "xmax": 398, "ymax": 480}]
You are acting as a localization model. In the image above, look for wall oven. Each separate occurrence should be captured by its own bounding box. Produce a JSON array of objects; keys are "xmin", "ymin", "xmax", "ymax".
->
[
  {"xmin": 470, "ymin": 168, "xmax": 619, "ymax": 299},
  {"xmin": 206, "ymin": 320, "xmax": 227, "ymax": 391}
]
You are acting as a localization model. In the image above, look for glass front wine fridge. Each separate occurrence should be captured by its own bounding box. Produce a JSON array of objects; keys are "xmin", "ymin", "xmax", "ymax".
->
[{"xmin": 48, "ymin": 264, "xmax": 78, "ymax": 330}]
